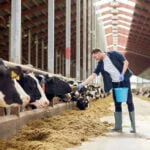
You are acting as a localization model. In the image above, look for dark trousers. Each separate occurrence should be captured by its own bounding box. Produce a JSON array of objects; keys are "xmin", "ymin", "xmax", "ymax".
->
[{"xmin": 112, "ymin": 80, "xmax": 134, "ymax": 112}]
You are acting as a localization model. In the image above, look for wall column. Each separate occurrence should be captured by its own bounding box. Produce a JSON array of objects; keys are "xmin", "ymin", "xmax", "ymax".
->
[
  {"xmin": 41, "ymin": 39, "xmax": 44, "ymax": 70},
  {"xmin": 56, "ymin": 50, "xmax": 58, "ymax": 74},
  {"xmin": 83, "ymin": 0, "xmax": 87, "ymax": 80},
  {"xmin": 48, "ymin": 0, "xmax": 55, "ymax": 73},
  {"xmin": 59, "ymin": 51, "xmax": 62, "ymax": 74},
  {"xmin": 76, "ymin": 0, "xmax": 81, "ymax": 80},
  {"xmin": 35, "ymin": 35, "xmax": 38, "ymax": 68},
  {"xmin": 65, "ymin": 0, "xmax": 71, "ymax": 77},
  {"xmin": 28, "ymin": 30, "xmax": 31, "ymax": 64},
  {"xmin": 88, "ymin": 0, "xmax": 92, "ymax": 76},
  {"xmin": 10, "ymin": 0, "xmax": 21, "ymax": 63}
]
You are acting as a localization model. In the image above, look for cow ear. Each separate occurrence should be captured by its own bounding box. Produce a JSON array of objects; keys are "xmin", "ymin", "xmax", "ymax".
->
[
  {"xmin": 15, "ymin": 66, "xmax": 22, "ymax": 73},
  {"xmin": 45, "ymin": 74, "xmax": 49, "ymax": 78},
  {"xmin": 46, "ymin": 77, "xmax": 54, "ymax": 83},
  {"xmin": 9, "ymin": 66, "xmax": 22, "ymax": 75},
  {"xmin": 49, "ymin": 78, "xmax": 54, "ymax": 83},
  {"xmin": 0, "ymin": 58, "xmax": 8, "ymax": 76},
  {"xmin": 9, "ymin": 66, "xmax": 22, "ymax": 80},
  {"xmin": 10, "ymin": 71, "xmax": 19, "ymax": 79}
]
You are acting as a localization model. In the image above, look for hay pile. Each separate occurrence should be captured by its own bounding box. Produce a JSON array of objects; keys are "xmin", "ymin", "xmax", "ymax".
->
[{"xmin": 0, "ymin": 96, "xmax": 112, "ymax": 150}]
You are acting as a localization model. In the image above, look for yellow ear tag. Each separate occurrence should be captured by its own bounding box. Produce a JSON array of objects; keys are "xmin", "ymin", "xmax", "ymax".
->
[
  {"xmin": 11, "ymin": 71, "xmax": 20, "ymax": 80},
  {"xmin": 16, "ymin": 75, "xmax": 20, "ymax": 80}
]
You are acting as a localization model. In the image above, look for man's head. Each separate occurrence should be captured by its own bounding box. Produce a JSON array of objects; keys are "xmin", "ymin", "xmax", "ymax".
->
[{"xmin": 91, "ymin": 48, "xmax": 104, "ymax": 61}]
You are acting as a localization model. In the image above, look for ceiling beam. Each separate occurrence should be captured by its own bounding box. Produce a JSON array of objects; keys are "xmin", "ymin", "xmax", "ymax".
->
[
  {"xmin": 136, "ymin": 0, "xmax": 150, "ymax": 10},
  {"xmin": 131, "ymin": 26, "xmax": 150, "ymax": 37},
  {"xmin": 134, "ymin": 7, "xmax": 150, "ymax": 18},
  {"xmin": 128, "ymin": 36, "xmax": 150, "ymax": 44}
]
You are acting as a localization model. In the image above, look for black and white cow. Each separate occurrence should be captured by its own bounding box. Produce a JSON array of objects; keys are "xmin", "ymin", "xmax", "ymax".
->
[
  {"xmin": 0, "ymin": 59, "xmax": 30, "ymax": 109},
  {"xmin": 45, "ymin": 75, "xmax": 72, "ymax": 100},
  {"xmin": 69, "ymin": 87, "xmax": 89, "ymax": 110},
  {"xmin": 76, "ymin": 97, "xmax": 89, "ymax": 110},
  {"xmin": 35, "ymin": 74, "xmax": 72, "ymax": 103},
  {"xmin": 17, "ymin": 72, "xmax": 49, "ymax": 109}
]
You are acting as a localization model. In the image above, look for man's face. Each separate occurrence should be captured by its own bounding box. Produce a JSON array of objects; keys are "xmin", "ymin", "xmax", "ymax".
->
[{"xmin": 92, "ymin": 52, "xmax": 103, "ymax": 61}]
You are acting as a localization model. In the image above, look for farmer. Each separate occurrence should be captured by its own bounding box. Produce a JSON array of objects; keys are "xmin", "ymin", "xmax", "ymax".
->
[{"xmin": 78, "ymin": 48, "xmax": 136, "ymax": 133}]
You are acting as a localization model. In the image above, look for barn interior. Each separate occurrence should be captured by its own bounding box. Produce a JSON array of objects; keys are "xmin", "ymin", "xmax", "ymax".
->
[{"xmin": 0, "ymin": 0, "xmax": 149, "ymax": 80}]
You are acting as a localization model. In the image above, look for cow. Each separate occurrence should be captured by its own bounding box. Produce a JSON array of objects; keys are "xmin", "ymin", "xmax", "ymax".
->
[
  {"xmin": 17, "ymin": 72, "xmax": 50, "ymax": 109},
  {"xmin": 76, "ymin": 97, "xmax": 89, "ymax": 110},
  {"xmin": 35, "ymin": 74, "xmax": 72, "ymax": 104},
  {"xmin": 0, "ymin": 58, "xmax": 30, "ymax": 115},
  {"xmin": 70, "ymin": 87, "xmax": 89, "ymax": 110},
  {"xmin": 134, "ymin": 87, "xmax": 150, "ymax": 98},
  {"xmin": 70, "ymin": 83, "xmax": 108, "ymax": 110}
]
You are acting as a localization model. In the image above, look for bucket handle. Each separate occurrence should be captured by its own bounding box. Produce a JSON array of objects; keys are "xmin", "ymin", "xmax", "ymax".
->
[
  {"xmin": 118, "ymin": 82, "xmax": 121, "ymax": 88},
  {"xmin": 117, "ymin": 81, "xmax": 125, "ymax": 88}
]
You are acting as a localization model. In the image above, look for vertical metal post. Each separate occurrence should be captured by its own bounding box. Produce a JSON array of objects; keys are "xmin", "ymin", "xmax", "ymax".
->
[
  {"xmin": 48, "ymin": 0, "xmax": 55, "ymax": 73},
  {"xmin": 10, "ymin": 0, "xmax": 21, "ymax": 63},
  {"xmin": 56, "ymin": 50, "xmax": 58, "ymax": 74},
  {"xmin": 28, "ymin": 30, "xmax": 31, "ymax": 64},
  {"xmin": 91, "ymin": 3, "xmax": 95, "ymax": 72},
  {"xmin": 91, "ymin": 2, "xmax": 97, "ymax": 84},
  {"xmin": 76, "ymin": 0, "xmax": 81, "ymax": 80},
  {"xmin": 94, "ymin": 7, "xmax": 96, "ymax": 49},
  {"xmin": 35, "ymin": 35, "xmax": 38, "ymax": 68},
  {"xmin": 98, "ymin": 19, "xmax": 107, "ymax": 51},
  {"xmin": 88, "ymin": 0, "xmax": 92, "ymax": 76},
  {"xmin": 59, "ymin": 51, "xmax": 62, "ymax": 74},
  {"xmin": 94, "ymin": 7, "xmax": 98, "ymax": 84},
  {"xmin": 8, "ymin": 16, "xmax": 11, "ymax": 61},
  {"xmin": 66, "ymin": 0, "xmax": 71, "ymax": 77},
  {"xmin": 96, "ymin": 22, "xmax": 100, "ymax": 48},
  {"xmin": 83, "ymin": 0, "xmax": 87, "ymax": 80},
  {"xmin": 63, "ymin": 53, "xmax": 65, "ymax": 75},
  {"xmin": 41, "ymin": 39, "xmax": 44, "ymax": 70},
  {"xmin": 136, "ymin": 77, "xmax": 139, "ymax": 88},
  {"xmin": 61, "ymin": 52, "xmax": 63, "ymax": 74},
  {"xmin": 62, "ymin": 53, "xmax": 64, "ymax": 75}
]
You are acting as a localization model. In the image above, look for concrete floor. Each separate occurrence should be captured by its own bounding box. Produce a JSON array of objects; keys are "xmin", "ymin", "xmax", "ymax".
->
[{"xmin": 67, "ymin": 96, "xmax": 150, "ymax": 150}]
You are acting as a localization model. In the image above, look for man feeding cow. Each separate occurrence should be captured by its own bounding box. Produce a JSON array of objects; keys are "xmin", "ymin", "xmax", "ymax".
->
[{"xmin": 77, "ymin": 49, "xmax": 136, "ymax": 133}]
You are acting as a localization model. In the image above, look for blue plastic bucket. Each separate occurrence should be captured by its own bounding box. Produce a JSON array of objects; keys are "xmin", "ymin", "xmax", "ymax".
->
[{"xmin": 114, "ymin": 87, "xmax": 129, "ymax": 102}]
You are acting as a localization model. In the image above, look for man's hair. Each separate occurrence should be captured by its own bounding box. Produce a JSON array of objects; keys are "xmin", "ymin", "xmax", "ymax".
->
[{"xmin": 91, "ymin": 48, "xmax": 102, "ymax": 55}]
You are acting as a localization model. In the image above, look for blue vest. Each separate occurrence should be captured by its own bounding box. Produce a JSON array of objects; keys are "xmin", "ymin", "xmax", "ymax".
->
[{"xmin": 94, "ymin": 51, "xmax": 133, "ymax": 92}]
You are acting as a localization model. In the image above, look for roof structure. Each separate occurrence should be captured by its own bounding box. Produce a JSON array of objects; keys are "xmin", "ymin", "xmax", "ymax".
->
[
  {"xmin": 94, "ymin": 0, "xmax": 150, "ymax": 79},
  {"xmin": 0, "ymin": 0, "xmax": 149, "ymax": 79}
]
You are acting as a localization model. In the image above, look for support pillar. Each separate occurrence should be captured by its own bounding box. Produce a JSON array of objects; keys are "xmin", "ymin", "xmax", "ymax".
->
[
  {"xmin": 35, "ymin": 35, "xmax": 38, "ymax": 68},
  {"xmin": 88, "ymin": 0, "xmax": 92, "ymax": 76},
  {"xmin": 58, "ymin": 51, "xmax": 62, "ymax": 74},
  {"xmin": 65, "ymin": 0, "xmax": 71, "ymax": 77},
  {"xmin": 76, "ymin": 0, "xmax": 81, "ymax": 80},
  {"xmin": 28, "ymin": 30, "xmax": 31, "ymax": 64},
  {"xmin": 41, "ymin": 39, "xmax": 44, "ymax": 70},
  {"xmin": 48, "ymin": 0, "xmax": 55, "ymax": 73},
  {"xmin": 10, "ymin": 0, "xmax": 21, "ymax": 63},
  {"xmin": 83, "ymin": 0, "xmax": 87, "ymax": 80}
]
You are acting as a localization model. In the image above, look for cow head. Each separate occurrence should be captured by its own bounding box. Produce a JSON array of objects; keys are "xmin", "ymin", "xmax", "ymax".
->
[
  {"xmin": 0, "ymin": 60, "xmax": 29, "ymax": 107},
  {"xmin": 17, "ymin": 73, "xmax": 49, "ymax": 109},
  {"xmin": 44, "ymin": 75, "xmax": 72, "ymax": 101},
  {"xmin": 17, "ymin": 73, "xmax": 42, "ymax": 103},
  {"xmin": 76, "ymin": 97, "xmax": 89, "ymax": 110}
]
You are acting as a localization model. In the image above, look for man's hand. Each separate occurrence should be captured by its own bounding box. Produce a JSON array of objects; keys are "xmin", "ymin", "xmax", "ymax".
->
[
  {"xmin": 77, "ymin": 84, "xmax": 84, "ymax": 91},
  {"xmin": 119, "ymin": 73, "xmax": 124, "ymax": 81}
]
